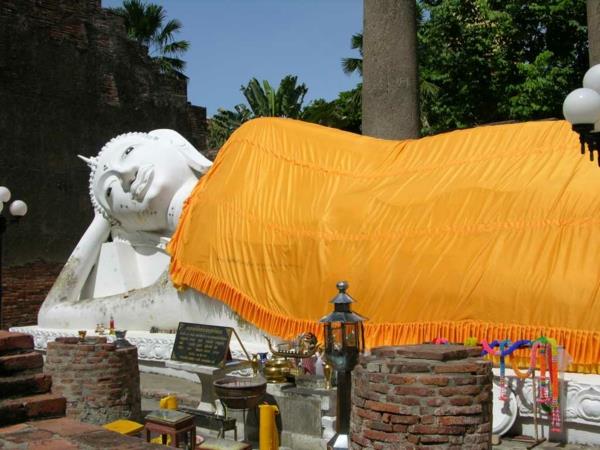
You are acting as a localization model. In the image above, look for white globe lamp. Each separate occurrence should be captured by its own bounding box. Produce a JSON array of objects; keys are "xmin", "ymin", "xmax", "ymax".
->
[
  {"xmin": 583, "ymin": 64, "xmax": 600, "ymax": 94},
  {"xmin": 9, "ymin": 200, "xmax": 27, "ymax": 217},
  {"xmin": 563, "ymin": 88, "xmax": 600, "ymax": 125},
  {"xmin": 0, "ymin": 187, "xmax": 10, "ymax": 203}
]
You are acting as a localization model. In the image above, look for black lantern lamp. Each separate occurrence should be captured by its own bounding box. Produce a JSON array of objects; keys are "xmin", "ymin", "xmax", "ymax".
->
[
  {"xmin": 563, "ymin": 64, "xmax": 600, "ymax": 165},
  {"xmin": 320, "ymin": 281, "xmax": 366, "ymax": 450}
]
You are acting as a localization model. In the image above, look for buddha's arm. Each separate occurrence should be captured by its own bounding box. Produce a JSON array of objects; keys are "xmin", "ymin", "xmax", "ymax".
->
[{"xmin": 41, "ymin": 214, "xmax": 111, "ymax": 308}]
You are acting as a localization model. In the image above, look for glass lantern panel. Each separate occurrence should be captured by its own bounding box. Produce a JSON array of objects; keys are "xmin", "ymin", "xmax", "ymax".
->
[
  {"xmin": 343, "ymin": 323, "xmax": 358, "ymax": 348},
  {"xmin": 331, "ymin": 323, "xmax": 343, "ymax": 352}
]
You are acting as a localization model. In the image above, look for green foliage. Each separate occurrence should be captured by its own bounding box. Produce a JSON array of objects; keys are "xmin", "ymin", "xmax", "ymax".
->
[
  {"xmin": 113, "ymin": 0, "xmax": 190, "ymax": 77},
  {"xmin": 341, "ymin": 33, "xmax": 363, "ymax": 76},
  {"xmin": 302, "ymin": 85, "xmax": 362, "ymax": 133},
  {"xmin": 418, "ymin": 0, "xmax": 588, "ymax": 134},
  {"xmin": 208, "ymin": 75, "xmax": 308, "ymax": 149}
]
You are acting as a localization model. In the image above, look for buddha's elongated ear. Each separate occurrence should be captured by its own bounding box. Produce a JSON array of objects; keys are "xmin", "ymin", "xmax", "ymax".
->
[{"xmin": 149, "ymin": 129, "xmax": 212, "ymax": 174}]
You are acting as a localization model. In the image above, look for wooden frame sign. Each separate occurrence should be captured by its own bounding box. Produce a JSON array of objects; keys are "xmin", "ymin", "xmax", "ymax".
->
[{"xmin": 171, "ymin": 322, "xmax": 233, "ymax": 368}]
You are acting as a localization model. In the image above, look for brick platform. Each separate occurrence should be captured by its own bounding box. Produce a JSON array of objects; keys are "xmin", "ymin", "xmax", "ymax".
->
[
  {"xmin": 0, "ymin": 418, "xmax": 163, "ymax": 449},
  {"xmin": 350, "ymin": 344, "xmax": 492, "ymax": 449},
  {"xmin": 44, "ymin": 337, "xmax": 141, "ymax": 425},
  {"xmin": 0, "ymin": 331, "xmax": 66, "ymax": 425}
]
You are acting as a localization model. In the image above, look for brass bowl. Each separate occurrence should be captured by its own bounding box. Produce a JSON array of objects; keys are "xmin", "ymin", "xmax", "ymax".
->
[{"xmin": 263, "ymin": 357, "xmax": 294, "ymax": 383}]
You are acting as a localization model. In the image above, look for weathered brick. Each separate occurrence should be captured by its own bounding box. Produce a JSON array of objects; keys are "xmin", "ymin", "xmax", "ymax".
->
[
  {"xmin": 409, "ymin": 424, "xmax": 466, "ymax": 435},
  {"xmin": 439, "ymin": 385, "xmax": 482, "ymax": 396},
  {"xmin": 420, "ymin": 434, "xmax": 450, "ymax": 443},
  {"xmin": 398, "ymin": 396, "xmax": 421, "ymax": 406},
  {"xmin": 364, "ymin": 400, "xmax": 406, "ymax": 414},
  {"xmin": 389, "ymin": 414, "xmax": 418, "ymax": 425},
  {"xmin": 433, "ymin": 404, "xmax": 483, "ymax": 416},
  {"xmin": 0, "ymin": 331, "xmax": 34, "ymax": 355},
  {"xmin": 392, "ymin": 424, "xmax": 408, "ymax": 433},
  {"xmin": 0, "ymin": 373, "xmax": 52, "ymax": 398},
  {"xmin": 351, "ymin": 433, "xmax": 372, "ymax": 448},
  {"xmin": 421, "ymin": 415, "xmax": 435, "ymax": 424},
  {"xmin": 388, "ymin": 374, "xmax": 417, "ymax": 385},
  {"xmin": 433, "ymin": 362, "xmax": 480, "ymax": 374},
  {"xmin": 393, "ymin": 386, "xmax": 435, "ymax": 396},
  {"xmin": 0, "ymin": 352, "xmax": 43, "ymax": 373},
  {"xmin": 368, "ymin": 373, "xmax": 386, "ymax": 383},
  {"xmin": 426, "ymin": 397, "xmax": 445, "ymax": 407},
  {"xmin": 363, "ymin": 429, "xmax": 401, "ymax": 442},
  {"xmin": 356, "ymin": 406, "xmax": 382, "ymax": 420},
  {"xmin": 449, "ymin": 395, "xmax": 474, "ymax": 406},
  {"xmin": 407, "ymin": 433, "xmax": 419, "ymax": 444},
  {"xmin": 371, "ymin": 383, "xmax": 391, "ymax": 394},
  {"xmin": 366, "ymin": 419, "xmax": 393, "ymax": 432},
  {"xmin": 419, "ymin": 375, "xmax": 449, "ymax": 386},
  {"xmin": 388, "ymin": 362, "xmax": 431, "ymax": 373},
  {"xmin": 439, "ymin": 415, "xmax": 483, "ymax": 426}
]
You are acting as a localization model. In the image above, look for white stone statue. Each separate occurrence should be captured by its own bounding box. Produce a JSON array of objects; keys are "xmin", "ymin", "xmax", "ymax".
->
[{"xmin": 38, "ymin": 130, "xmax": 266, "ymax": 348}]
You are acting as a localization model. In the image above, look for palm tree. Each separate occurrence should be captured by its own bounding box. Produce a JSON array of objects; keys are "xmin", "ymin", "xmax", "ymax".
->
[
  {"xmin": 242, "ymin": 76, "xmax": 307, "ymax": 118},
  {"xmin": 341, "ymin": 33, "xmax": 363, "ymax": 76},
  {"xmin": 208, "ymin": 75, "xmax": 308, "ymax": 150},
  {"xmin": 113, "ymin": 0, "xmax": 190, "ymax": 77}
]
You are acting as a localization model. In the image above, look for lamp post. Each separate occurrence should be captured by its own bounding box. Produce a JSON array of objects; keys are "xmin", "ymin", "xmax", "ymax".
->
[
  {"xmin": 0, "ymin": 186, "xmax": 28, "ymax": 329},
  {"xmin": 320, "ymin": 281, "xmax": 366, "ymax": 450},
  {"xmin": 563, "ymin": 64, "xmax": 600, "ymax": 164}
]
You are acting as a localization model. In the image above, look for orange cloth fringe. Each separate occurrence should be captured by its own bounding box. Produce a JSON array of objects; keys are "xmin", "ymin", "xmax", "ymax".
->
[{"xmin": 169, "ymin": 259, "xmax": 600, "ymax": 374}]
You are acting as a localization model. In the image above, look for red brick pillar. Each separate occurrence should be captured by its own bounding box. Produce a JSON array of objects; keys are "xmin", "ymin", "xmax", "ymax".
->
[
  {"xmin": 351, "ymin": 344, "xmax": 492, "ymax": 449},
  {"xmin": 44, "ymin": 337, "xmax": 141, "ymax": 425}
]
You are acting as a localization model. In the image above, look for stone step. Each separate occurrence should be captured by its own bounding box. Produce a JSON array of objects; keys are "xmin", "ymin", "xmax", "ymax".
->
[
  {"xmin": 0, "ymin": 393, "xmax": 66, "ymax": 425},
  {"xmin": 0, "ymin": 373, "xmax": 52, "ymax": 399},
  {"xmin": 0, "ymin": 331, "xmax": 34, "ymax": 356},
  {"xmin": 0, "ymin": 352, "xmax": 43, "ymax": 374}
]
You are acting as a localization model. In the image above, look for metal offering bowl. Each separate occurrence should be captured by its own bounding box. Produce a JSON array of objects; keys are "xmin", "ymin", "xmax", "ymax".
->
[{"xmin": 213, "ymin": 376, "xmax": 267, "ymax": 410}]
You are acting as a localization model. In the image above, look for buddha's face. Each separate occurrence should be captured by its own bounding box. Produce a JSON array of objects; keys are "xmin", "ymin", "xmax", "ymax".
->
[{"xmin": 90, "ymin": 133, "xmax": 197, "ymax": 232}]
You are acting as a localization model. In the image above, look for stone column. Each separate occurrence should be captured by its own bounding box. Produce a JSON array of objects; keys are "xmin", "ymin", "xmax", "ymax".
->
[
  {"xmin": 362, "ymin": 0, "xmax": 419, "ymax": 139},
  {"xmin": 589, "ymin": 0, "xmax": 600, "ymax": 66},
  {"xmin": 350, "ymin": 344, "xmax": 492, "ymax": 449}
]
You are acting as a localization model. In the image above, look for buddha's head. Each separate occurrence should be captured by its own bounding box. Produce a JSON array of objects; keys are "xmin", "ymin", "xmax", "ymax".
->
[{"xmin": 80, "ymin": 129, "xmax": 212, "ymax": 233}]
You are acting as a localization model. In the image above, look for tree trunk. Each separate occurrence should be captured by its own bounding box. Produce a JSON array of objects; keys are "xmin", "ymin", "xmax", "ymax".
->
[
  {"xmin": 588, "ymin": 0, "xmax": 600, "ymax": 66},
  {"xmin": 362, "ymin": 0, "xmax": 419, "ymax": 139}
]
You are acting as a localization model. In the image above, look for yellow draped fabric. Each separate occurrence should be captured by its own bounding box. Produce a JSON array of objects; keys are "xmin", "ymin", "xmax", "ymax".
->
[{"xmin": 168, "ymin": 118, "xmax": 600, "ymax": 373}]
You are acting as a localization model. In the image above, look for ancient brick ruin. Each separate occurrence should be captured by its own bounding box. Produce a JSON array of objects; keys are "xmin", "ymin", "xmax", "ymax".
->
[
  {"xmin": 44, "ymin": 337, "xmax": 141, "ymax": 425},
  {"xmin": 351, "ymin": 344, "xmax": 492, "ymax": 449},
  {"xmin": 0, "ymin": 0, "xmax": 209, "ymax": 328}
]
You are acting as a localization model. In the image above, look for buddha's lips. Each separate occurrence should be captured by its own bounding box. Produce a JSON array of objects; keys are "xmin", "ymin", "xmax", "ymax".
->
[{"xmin": 131, "ymin": 165, "xmax": 154, "ymax": 202}]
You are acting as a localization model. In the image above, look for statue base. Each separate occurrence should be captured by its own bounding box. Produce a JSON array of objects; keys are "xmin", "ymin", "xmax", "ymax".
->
[
  {"xmin": 11, "ymin": 325, "xmax": 600, "ymax": 445},
  {"xmin": 11, "ymin": 325, "xmax": 268, "ymax": 382}
]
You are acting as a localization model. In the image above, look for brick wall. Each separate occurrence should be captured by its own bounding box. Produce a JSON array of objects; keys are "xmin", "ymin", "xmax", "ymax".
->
[
  {"xmin": 351, "ymin": 344, "xmax": 492, "ymax": 449},
  {"xmin": 0, "ymin": 0, "xmax": 208, "ymax": 266},
  {"xmin": 45, "ymin": 336, "xmax": 141, "ymax": 425},
  {"xmin": 1, "ymin": 261, "xmax": 62, "ymax": 330}
]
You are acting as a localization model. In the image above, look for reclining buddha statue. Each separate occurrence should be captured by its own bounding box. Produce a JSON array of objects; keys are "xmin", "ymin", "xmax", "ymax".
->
[
  {"xmin": 38, "ymin": 129, "xmax": 268, "ymax": 346},
  {"xmin": 39, "ymin": 117, "xmax": 600, "ymax": 374}
]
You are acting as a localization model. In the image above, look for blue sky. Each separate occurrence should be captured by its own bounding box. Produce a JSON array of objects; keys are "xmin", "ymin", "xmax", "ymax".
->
[{"xmin": 102, "ymin": 0, "xmax": 363, "ymax": 116}]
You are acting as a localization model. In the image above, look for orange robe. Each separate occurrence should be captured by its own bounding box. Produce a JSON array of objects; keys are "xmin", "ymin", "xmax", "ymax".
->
[{"xmin": 169, "ymin": 118, "xmax": 600, "ymax": 373}]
